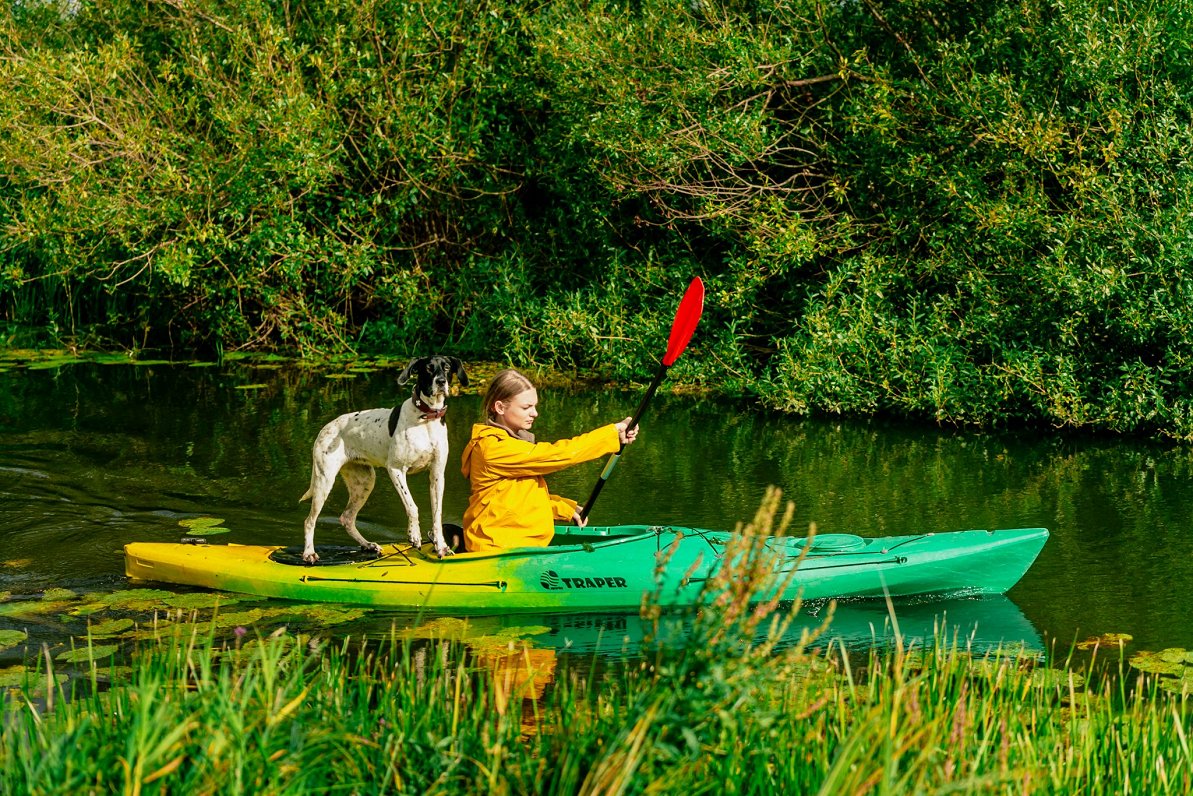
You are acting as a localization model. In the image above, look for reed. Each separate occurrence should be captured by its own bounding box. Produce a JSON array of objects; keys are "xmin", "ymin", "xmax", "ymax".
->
[{"xmin": 2, "ymin": 495, "xmax": 1191, "ymax": 793}]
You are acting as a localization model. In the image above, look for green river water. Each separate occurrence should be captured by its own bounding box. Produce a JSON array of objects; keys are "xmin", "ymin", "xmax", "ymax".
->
[{"xmin": 1, "ymin": 356, "xmax": 1191, "ymax": 663}]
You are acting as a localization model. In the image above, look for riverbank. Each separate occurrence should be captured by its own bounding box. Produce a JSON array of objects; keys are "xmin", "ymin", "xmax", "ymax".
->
[
  {"xmin": 2, "ymin": 595, "xmax": 1188, "ymax": 793},
  {"xmin": 2, "ymin": 489, "xmax": 1191, "ymax": 793}
]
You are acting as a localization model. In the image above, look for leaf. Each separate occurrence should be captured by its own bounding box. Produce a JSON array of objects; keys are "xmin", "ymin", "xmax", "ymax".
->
[
  {"xmin": 164, "ymin": 593, "xmax": 240, "ymax": 610},
  {"xmin": 87, "ymin": 618, "xmax": 135, "ymax": 636},
  {"xmin": 1075, "ymin": 632, "xmax": 1133, "ymax": 650},
  {"xmin": 57, "ymin": 644, "xmax": 119, "ymax": 663},
  {"xmin": 0, "ymin": 630, "xmax": 28, "ymax": 651},
  {"xmin": 178, "ymin": 517, "xmax": 227, "ymax": 531},
  {"xmin": 1129, "ymin": 651, "xmax": 1186, "ymax": 676}
]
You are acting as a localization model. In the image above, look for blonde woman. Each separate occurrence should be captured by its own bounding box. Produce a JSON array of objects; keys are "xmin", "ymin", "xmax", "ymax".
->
[{"xmin": 460, "ymin": 369, "xmax": 638, "ymax": 553}]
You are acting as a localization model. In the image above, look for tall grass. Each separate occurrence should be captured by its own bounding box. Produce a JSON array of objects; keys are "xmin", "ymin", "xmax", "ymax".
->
[{"xmin": 3, "ymin": 493, "xmax": 1192, "ymax": 793}]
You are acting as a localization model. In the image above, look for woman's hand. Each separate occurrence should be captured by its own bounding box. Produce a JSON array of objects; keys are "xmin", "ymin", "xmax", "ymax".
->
[
  {"xmin": 572, "ymin": 509, "xmax": 589, "ymax": 528},
  {"xmin": 615, "ymin": 417, "xmax": 640, "ymax": 446}
]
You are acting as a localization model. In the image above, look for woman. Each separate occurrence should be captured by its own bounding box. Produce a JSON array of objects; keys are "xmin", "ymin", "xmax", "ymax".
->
[{"xmin": 460, "ymin": 369, "xmax": 639, "ymax": 553}]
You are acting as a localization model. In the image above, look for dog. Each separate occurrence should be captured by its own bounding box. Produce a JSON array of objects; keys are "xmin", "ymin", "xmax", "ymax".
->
[{"xmin": 300, "ymin": 355, "xmax": 468, "ymax": 563}]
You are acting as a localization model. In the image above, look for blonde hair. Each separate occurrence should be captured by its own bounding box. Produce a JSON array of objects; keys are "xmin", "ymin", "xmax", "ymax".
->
[{"xmin": 481, "ymin": 369, "xmax": 535, "ymax": 421}]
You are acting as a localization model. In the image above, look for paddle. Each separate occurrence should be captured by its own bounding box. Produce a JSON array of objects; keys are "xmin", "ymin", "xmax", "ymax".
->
[{"xmin": 578, "ymin": 276, "xmax": 705, "ymax": 522}]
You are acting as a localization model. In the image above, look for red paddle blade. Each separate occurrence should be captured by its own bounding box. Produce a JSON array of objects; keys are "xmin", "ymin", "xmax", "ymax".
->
[{"xmin": 662, "ymin": 277, "xmax": 705, "ymax": 367}]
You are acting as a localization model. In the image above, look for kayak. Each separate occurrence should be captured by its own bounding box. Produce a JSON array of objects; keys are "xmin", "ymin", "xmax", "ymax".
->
[{"xmin": 123, "ymin": 524, "xmax": 1049, "ymax": 612}]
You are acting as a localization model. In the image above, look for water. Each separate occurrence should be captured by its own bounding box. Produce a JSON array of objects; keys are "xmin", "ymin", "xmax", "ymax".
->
[{"xmin": 1, "ymin": 358, "xmax": 1190, "ymax": 657}]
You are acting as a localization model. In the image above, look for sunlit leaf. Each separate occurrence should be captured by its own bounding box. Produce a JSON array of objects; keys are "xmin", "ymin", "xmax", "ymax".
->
[
  {"xmin": 1028, "ymin": 668, "xmax": 1084, "ymax": 689},
  {"xmin": 1075, "ymin": 632, "xmax": 1133, "ymax": 650},
  {"xmin": 164, "ymin": 593, "xmax": 240, "ymax": 610},
  {"xmin": 1157, "ymin": 648, "xmax": 1190, "ymax": 664},
  {"xmin": 98, "ymin": 589, "xmax": 175, "ymax": 610},
  {"xmin": 0, "ymin": 600, "xmax": 73, "ymax": 618},
  {"xmin": 0, "ymin": 630, "xmax": 28, "ymax": 651},
  {"xmin": 87, "ymin": 618, "xmax": 135, "ymax": 636},
  {"xmin": 68, "ymin": 602, "xmax": 109, "ymax": 617},
  {"xmin": 179, "ymin": 517, "xmax": 226, "ymax": 531},
  {"xmin": 1128, "ymin": 650, "xmax": 1186, "ymax": 676},
  {"xmin": 42, "ymin": 588, "xmax": 78, "ymax": 601},
  {"xmin": 0, "ymin": 666, "xmax": 28, "ymax": 688},
  {"xmin": 287, "ymin": 605, "xmax": 368, "ymax": 626},
  {"xmin": 210, "ymin": 609, "xmax": 267, "ymax": 627}
]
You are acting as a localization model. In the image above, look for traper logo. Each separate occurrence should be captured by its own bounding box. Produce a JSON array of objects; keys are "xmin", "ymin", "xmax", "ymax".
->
[{"xmin": 539, "ymin": 570, "xmax": 628, "ymax": 590}]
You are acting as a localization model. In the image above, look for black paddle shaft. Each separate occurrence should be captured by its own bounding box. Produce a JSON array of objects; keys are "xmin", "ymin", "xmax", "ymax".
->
[{"xmin": 578, "ymin": 365, "xmax": 667, "ymax": 521}]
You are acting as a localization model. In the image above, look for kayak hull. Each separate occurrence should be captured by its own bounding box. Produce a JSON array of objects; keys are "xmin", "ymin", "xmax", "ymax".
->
[{"xmin": 124, "ymin": 525, "xmax": 1049, "ymax": 612}]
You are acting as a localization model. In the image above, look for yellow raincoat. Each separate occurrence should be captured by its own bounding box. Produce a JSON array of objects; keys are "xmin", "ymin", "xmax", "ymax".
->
[{"xmin": 460, "ymin": 422, "xmax": 621, "ymax": 552}]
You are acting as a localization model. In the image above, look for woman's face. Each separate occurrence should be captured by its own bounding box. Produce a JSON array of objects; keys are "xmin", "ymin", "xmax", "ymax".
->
[{"xmin": 494, "ymin": 388, "xmax": 538, "ymax": 433}]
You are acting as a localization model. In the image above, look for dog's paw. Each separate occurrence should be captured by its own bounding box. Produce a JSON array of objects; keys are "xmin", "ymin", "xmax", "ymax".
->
[
  {"xmin": 408, "ymin": 535, "xmax": 423, "ymax": 550},
  {"xmin": 302, "ymin": 549, "xmax": 320, "ymax": 564},
  {"xmin": 435, "ymin": 546, "xmax": 455, "ymax": 559}
]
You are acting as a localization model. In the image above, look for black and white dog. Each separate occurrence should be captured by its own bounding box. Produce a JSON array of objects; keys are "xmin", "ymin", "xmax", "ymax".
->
[{"xmin": 300, "ymin": 355, "xmax": 468, "ymax": 563}]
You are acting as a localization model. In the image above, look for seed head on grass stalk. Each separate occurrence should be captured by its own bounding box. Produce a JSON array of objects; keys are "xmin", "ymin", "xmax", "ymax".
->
[
  {"xmin": 619, "ymin": 487, "xmax": 841, "ymax": 788},
  {"xmin": 687, "ymin": 485, "xmax": 833, "ymax": 657}
]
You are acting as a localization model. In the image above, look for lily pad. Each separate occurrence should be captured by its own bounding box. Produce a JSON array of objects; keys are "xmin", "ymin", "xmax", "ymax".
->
[
  {"xmin": 163, "ymin": 593, "xmax": 239, "ymax": 610},
  {"xmin": 179, "ymin": 517, "xmax": 228, "ymax": 532},
  {"xmin": 210, "ymin": 609, "xmax": 268, "ymax": 628},
  {"xmin": 1130, "ymin": 648, "xmax": 1193, "ymax": 677},
  {"xmin": 0, "ymin": 665, "xmax": 63, "ymax": 691},
  {"xmin": 1028, "ymin": 668, "xmax": 1085, "ymax": 690},
  {"xmin": 0, "ymin": 666, "xmax": 28, "ymax": 688},
  {"xmin": 287, "ymin": 605, "xmax": 368, "ymax": 626},
  {"xmin": 93, "ymin": 666, "xmax": 135, "ymax": 684},
  {"xmin": 1158, "ymin": 672, "xmax": 1193, "ymax": 695},
  {"xmin": 97, "ymin": 589, "xmax": 175, "ymax": 611},
  {"xmin": 0, "ymin": 630, "xmax": 28, "ymax": 651},
  {"xmin": 42, "ymin": 588, "xmax": 78, "ymax": 602},
  {"xmin": 1075, "ymin": 632, "xmax": 1133, "ymax": 650},
  {"xmin": 0, "ymin": 600, "xmax": 73, "ymax": 619},
  {"xmin": 179, "ymin": 517, "xmax": 224, "ymax": 530},
  {"xmin": 57, "ymin": 644, "xmax": 119, "ymax": 663},
  {"xmin": 67, "ymin": 602, "xmax": 109, "ymax": 617},
  {"xmin": 87, "ymin": 618, "xmax": 135, "ymax": 637}
]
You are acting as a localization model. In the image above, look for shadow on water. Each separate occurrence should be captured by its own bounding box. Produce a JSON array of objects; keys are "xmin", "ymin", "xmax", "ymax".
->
[{"xmin": 2, "ymin": 356, "xmax": 1192, "ymax": 664}]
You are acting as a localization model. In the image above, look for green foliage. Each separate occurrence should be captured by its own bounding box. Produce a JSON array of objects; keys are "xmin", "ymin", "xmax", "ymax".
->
[{"xmin": 4, "ymin": 0, "xmax": 1193, "ymax": 435}]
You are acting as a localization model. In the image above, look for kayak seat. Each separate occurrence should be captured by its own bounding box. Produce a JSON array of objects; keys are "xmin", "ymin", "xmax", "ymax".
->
[{"xmin": 792, "ymin": 534, "xmax": 867, "ymax": 553}]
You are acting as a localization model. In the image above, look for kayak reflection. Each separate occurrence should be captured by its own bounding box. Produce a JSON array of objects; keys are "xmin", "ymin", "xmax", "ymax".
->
[{"xmin": 368, "ymin": 595, "xmax": 1043, "ymax": 660}]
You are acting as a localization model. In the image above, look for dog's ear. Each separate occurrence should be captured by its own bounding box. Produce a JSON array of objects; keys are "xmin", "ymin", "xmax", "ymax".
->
[
  {"xmin": 450, "ymin": 357, "xmax": 469, "ymax": 387},
  {"xmin": 397, "ymin": 357, "xmax": 421, "ymax": 387}
]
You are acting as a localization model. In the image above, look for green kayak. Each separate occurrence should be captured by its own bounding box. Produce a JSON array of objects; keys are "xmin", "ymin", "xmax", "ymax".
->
[{"xmin": 124, "ymin": 524, "xmax": 1049, "ymax": 612}]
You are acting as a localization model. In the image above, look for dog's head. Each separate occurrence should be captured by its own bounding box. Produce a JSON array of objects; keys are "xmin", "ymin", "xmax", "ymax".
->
[{"xmin": 397, "ymin": 356, "xmax": 469, "ymax": 406}]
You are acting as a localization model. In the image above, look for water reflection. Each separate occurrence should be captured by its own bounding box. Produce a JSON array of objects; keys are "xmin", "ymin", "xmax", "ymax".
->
[
  {"xmin": 365, "ymin": 596, "xmax": 1042, "ymax": 659},
  {"xmin": 1, "ymin": 359, "xmax": 1191, "ymax": 652}
]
